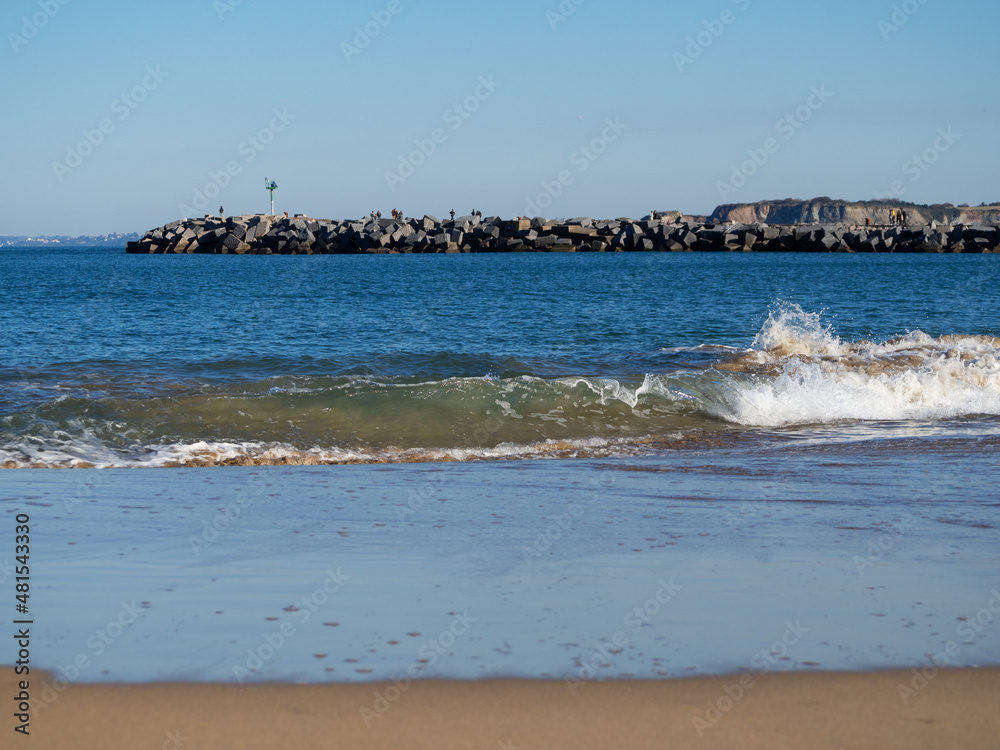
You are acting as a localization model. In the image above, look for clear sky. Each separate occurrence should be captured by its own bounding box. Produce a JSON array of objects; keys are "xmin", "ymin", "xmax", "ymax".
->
[{"xmin": 2, "ymin": 0, "xmax": 998, "ymax": 235}]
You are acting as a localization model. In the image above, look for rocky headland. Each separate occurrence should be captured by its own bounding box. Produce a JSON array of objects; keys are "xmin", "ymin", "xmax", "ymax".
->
[
  {"xmin": 710, "ymin": 198, "xmax": 1000, "ymax": 226},
  {"xmin": 127, "ymin": 213, "xmax": 999, "ymax": 255}
]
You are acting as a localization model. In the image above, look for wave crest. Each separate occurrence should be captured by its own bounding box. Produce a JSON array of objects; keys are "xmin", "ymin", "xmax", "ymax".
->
[{"xmin": 715, "ymin": 304, "xmax": 1000, "ymax": 426}]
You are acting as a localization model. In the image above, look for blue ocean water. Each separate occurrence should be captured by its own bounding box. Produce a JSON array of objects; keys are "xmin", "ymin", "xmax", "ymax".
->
[
  {"xmin": 4, "ymin": 248, "xmax": 1000, "ymax": 685},
  {"xmin": 1, "ymin": 248, "xmax": 999, "ymax": 466}
]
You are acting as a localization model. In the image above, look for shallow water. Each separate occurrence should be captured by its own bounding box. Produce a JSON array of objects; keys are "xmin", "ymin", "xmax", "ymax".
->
[{"xmin": 14, "ymin": 436, "xmax": 1000, "ymax": 684}]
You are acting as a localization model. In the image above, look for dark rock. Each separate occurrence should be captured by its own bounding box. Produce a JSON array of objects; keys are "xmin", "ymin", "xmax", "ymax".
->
[{"xmin": 198, "ymin": 228, "xmax": 226, "ymax": 245}]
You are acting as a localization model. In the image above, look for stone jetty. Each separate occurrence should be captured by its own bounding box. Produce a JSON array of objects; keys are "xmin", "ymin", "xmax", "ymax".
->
[{"xmin": 127, "ymin": 215, "xmax": 999, "ymax": 255}]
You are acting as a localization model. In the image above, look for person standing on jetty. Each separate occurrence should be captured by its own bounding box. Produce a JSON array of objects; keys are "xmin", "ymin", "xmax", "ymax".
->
[{"xmin": 450, "ymin": 209, "xmax": 456, "ymax": 221}]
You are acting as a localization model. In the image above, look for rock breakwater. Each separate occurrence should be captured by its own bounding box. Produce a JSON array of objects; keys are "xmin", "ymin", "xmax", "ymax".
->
[{"xmin": 127, "ymin": 215, "xmax": 1000, "ymax": 254}]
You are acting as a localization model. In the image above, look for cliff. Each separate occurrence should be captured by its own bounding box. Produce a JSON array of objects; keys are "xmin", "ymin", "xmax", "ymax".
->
[{"xmin": 710, "ymin": 199, "xmax": 1000, "ymax": 226}]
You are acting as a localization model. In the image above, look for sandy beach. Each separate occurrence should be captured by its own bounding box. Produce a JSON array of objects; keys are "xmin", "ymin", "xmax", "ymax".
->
[{"xmin": 9, "ymin": 667, "xmax": 999, "ymax": 749}]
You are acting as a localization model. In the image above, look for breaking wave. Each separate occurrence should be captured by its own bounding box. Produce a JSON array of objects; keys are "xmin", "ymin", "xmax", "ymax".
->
[
  {"xmin": 713, "ymin": 304, "xmax": 1000, "ymax": 427},
  {"xmin": 2, "ymin": 304, "xmax": 998, "ymax": 468}
]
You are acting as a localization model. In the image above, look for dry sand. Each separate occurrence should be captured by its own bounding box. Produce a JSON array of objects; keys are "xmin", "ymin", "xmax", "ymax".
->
[{"xmin": 6, "ymin": 667, "xmax": 999, "ymax": 749}]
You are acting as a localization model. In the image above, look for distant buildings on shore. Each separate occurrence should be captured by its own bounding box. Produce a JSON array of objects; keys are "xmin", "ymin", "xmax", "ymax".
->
[{"xmin": 0, "ymin": 233, "xmax": 140, "ymax": 248}]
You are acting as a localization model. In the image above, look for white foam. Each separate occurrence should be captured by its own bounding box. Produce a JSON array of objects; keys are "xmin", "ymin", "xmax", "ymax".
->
[
  {"xmin": 0, "ymin": 435, "xmax": 634, "ymax": 469},
  {"xmin": 716, "ymin": 362, "xmax": 1000, "ymax": 426},
  {"xmin": 713, "ymin": 304, "xmax": 1000, "ymax": 427},
  {"xmin": 752, "ymin": 303, "xmax": 844, "ymax": 357}
]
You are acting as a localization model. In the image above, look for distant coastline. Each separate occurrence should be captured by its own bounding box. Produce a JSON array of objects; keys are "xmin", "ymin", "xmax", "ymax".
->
[
  {"xmin": 0, "ymin": 232, "xmax": 139, "ymax": 248},
  {"xmin": 9, "ymin": 199, "xmax": 999, "ymax": 251}
]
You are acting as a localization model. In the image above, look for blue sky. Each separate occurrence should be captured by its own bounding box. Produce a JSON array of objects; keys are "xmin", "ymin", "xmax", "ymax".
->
[{"xmin": 2, "ymin": 0, "xmax": 998, "ymax": 235}]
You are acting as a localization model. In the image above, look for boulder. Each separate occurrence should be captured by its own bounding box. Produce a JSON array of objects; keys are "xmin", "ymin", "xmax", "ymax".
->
[
  {"xmin": 819, "ymin": 235, "xmax": 842, "ymax": 252},
  {"xmin": 198, "ymin": 228, "xmax": 226, "ymax": 245},
  {"xmin": 964, "ymin": 225, "xmax": 997, "ymax": 243},
  {"xmin": 674, "ymin": 230, "xmax": 698, "ymax": 247},
  {"xmin": 499, "ymin": 219, "xmax": 530, "ymax": 237},
  {"xmin": 567, "ymin": 226, "xmax": 598, "ymax": 239}
]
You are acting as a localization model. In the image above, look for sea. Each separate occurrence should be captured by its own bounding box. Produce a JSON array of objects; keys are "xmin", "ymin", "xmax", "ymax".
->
[{"xmin": 2, "ymin": 248, "xmax": 999, "ymax": 685}]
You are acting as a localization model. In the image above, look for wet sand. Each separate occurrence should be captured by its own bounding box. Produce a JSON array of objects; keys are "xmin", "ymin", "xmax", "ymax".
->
[
  {"xmin": 10, "ymin": 667, "xmax": 1000, "ymax": 749},
  {"xmin": 10, "ymin": 446, "xmax": 1000, "ymax": 685}
]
